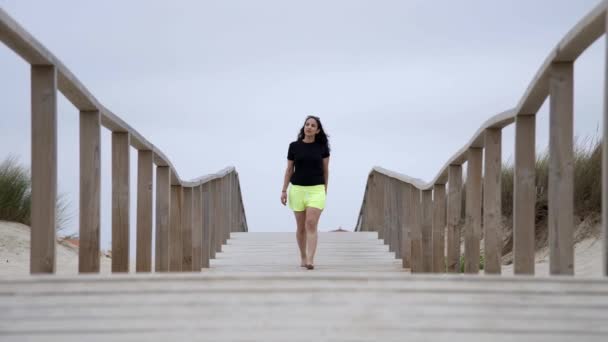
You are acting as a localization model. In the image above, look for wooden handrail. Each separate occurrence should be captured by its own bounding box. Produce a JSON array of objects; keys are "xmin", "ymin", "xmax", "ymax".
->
[
  {"xmin": 356, "ymin": 1, "xmax": 608, "ymax": 277},
  {"xmin": 0, "ymin": 8, "xmax": 248, "ymax": 274}
]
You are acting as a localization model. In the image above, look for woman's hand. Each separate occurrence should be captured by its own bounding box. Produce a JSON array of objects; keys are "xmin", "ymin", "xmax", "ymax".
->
[{"xmin": 281, "ymin": 191, "xmax": 287, "ymax": 206}]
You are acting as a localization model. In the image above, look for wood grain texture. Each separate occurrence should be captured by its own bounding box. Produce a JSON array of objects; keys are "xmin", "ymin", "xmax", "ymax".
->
[
  {"xmin": 155, "ymin": 166, "xmax": 170, "ymax": 272},
  {"xmin": 432, "ymin": 184, "xmax": 446, "ymax": 273},
  {"xmin": 181, "ymin": 187, "xmax": 193, "ymax": 271},
  {"xmin": 201, "ymin": 182, "xmax": 212, "ymax": 265},
  {"xmin": 191, "ymin": 186, "xmax": 202, "ymax": 271},
  {"xmin": 514, "ymin": 115, "xmax": 536, "ymax": 275},
  {"xmin": 79, "ymin": 110, "xmax": 101, "ymax": 274},
  {"xmin": 446, "ymin": 165, "xmax": 463, "ymax": 273},
  {"xmin": 604, "ymin": 10, "xmax": 608, "ymax": 278},
  {"xmin": 30, "ymin": 65, "xmax": 57, "ymax": 274},
  {"xmin": 421, "ymin": 189, "xmax": 433, "ymax": 272},
  {"xmin": 410, "ymin": 188, "xmax": 423, "ymax": 273},
  {"xmin": 136, "ymin": 150, "xmax": 153, "ymax": 272},
  {"xmin": 549, "ymin": 62, "xmax": 574, "ymax": 275},
  {"xmin": 111, "ymin": 132, "xmax": 130, "ymax": 273},
  {"xmin": 483, "ymin": 129, "xmax": 502, "ymax": 274},
  {"xmin": 169, "ymin": 186, "xmax": 183, "ymax": 272},
  {"xmin": 464, "ymin": 148, "xmax": 482, "ymax": 274}
]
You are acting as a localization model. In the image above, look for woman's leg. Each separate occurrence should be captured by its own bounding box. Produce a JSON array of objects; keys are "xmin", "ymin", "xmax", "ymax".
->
[
  {"xmin": 294, "ymin": 211, "xmax": 307, "ymax": 266},
  {"xmin": 304, "ymin": 207, "xmax": 323, "ymax": 266}
]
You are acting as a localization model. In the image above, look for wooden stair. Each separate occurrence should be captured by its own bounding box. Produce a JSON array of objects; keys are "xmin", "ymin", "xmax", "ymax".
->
[{"xmin": 1, "ymin": 232, "xmax": 607, "ymax": 341}]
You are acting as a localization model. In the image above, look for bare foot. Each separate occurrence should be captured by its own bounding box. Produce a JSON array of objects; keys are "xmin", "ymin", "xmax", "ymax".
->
[{"xmin": 300, "ymin": 259, "xmax": 307, "ymax": 267}]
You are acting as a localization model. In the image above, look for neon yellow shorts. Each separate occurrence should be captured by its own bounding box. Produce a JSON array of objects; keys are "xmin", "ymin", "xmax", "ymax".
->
[{"xmin": 288, "ymin": 184, "xmax": 326, "ymax": 211}]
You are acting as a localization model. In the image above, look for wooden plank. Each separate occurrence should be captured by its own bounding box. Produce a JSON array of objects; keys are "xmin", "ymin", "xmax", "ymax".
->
[
  {"xmin": 421, "ymin": 189, "xmax": 433, "ymax": 272},
  {"xmin": 182, "ymin": 187, "xmax": 193, "ymax": 271},
  {"xmin": 169, "ymin": 185, "xmax": 183, "ymax": 272},
  {"xmin": 401, "ymin": 183, "xmax": 411, "ymax": 268},
  {"xmin": 549, "ymin": 62, "xmax": 574, "ymax": 275},
  {"xmin": 484, "ymin": 128, "xmax": 502, "ymax": 274},
  {"xmin": 79, "ymin": 110, "xmax": 101, "ymax": 274},
  {"xmin": 447, "ymin": 165, "xmax": 463, "ymax": 273},
  {"xmin": 432, "ymin": 184, "xmax": 446, "ymax": 273},
  {"xmin": 464, "ymin": 148, "xmax": 482, "ymax": 274},
  {"xmin": 111, "ymin": 132, "xmax": 130, "ymax": 273},
  {"xmin": 155, "ymin": 166, "xmax": 170, "ymax": 272},
  {"xmin": 604, "ymin": 10, "xmax": 608, "ymax": 278},
  {"xmin": 514, "ymin": 115, "xmax": 536, "ymax": 275},
  {"xmin": 394, "ymin": 179, "xmax": 402, "ymax": 259},
  {"xmin": 209, "ymin": 179, "xmax": 218, "ymax": 257},
  {"xmin": 386, "ymin": 177, "xmax": 394, "ymax": 252},
  {"xmin": 201, "ymin": 182, "xmax": 211, "ymax": 265},
  {"xmin": 410, "ymin": 187, "xmax": 423, "ymax": 273},
  {"xmin": 136, "ymin": 150, "xmax": 153, "ymax": 272},
  {"xmin": 30, "ymin": 65, "xmax": 57, "ymax": 274},
  {"xmin": 377, "ymin": 175, "xmax": 386, "ymax": 242},
  {"xmin": 191, "ymin": 186, "xmax": 202, "ymax": 271}
]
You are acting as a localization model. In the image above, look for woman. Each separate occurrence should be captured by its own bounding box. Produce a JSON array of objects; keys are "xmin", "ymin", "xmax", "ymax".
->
[{"xmin": 280, "ymin": 115, "xmax": 330, "ymax": 270}]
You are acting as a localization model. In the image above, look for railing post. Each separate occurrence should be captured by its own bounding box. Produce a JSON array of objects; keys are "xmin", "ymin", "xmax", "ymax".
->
[
  {"xmin": 136, "ymin": 150, "xmax": 153, "ymax": 272},
  {"xmin": 401, "ymin": 183, "xmax": 412, "ymax": 268},
  {"xmin": 182, "ymin": 187, "xmax": 193, "ymax": 271},
  {"xmin": 484, "ymin": 128, "xmax": 502, "ymax": 274},
  {"xmin": 201, "ymin": 181, "xmax": 211, "ymax": 266},
  {"xmin": 410, "ymin": 187, "xmax": 423, "ymax": 273},
  {"xmin": 422, "ymin": 189, "xmax": 433, "ymax": 272},
  {"xmin": 111, "ymin": 132, "xmax": 130, "ymax": 273},
  {"xmin": 604, "ymin": 10, "xmax": 608, "ymax": 278},
  {"xmin": 447, "ymin": 165, "xmax": 463, "ymax": 273},
  {"xmin": 549, "ymin": 62, "xmax": 575, "ymax": 275},
  {"xmin": 387, "ymin": 177, "xmax": 395, "ymax": 253},
  {"xmin": 155, "ymin": 166, "xmax": 171, "ymax": 272},
  {"xmin": 514, "ymin": 115, "xmax": 536, "ymax": 275},
  {"xmin": 393, "ymin": 180, "xmax": 402, "ymax": 259},
  {"xmin": 432, "ymin": 183, "xmax": 446, "ymax": 273},
  {"xmin": 79, "ymin": 110, "xmax": 101, "ymax": 273},
  {"xmin": 30, "ymin": 65, "xmax": 57, "ymax": 274},
  {"xmin": 464, "ymin": 148, "xmax": 483, "ymax": 274},
  {"xmin": 192, "ymin": 185, "xmax": 202, "ymax": 271},
  {"xmin": 169, "ymin": 185, "xmax": 183, "ymax": 271},
  {"xmin": 376, "ymin": 175, "xmax": 386, "ymax": 241},
  {"xmin": 210, "ymin": 179, "xmax": 219, "ymax": 257}
]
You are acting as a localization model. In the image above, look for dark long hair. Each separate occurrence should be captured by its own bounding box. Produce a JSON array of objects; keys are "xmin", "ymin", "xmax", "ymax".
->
[{"xmin": 297, "ymin": 115, "xmax": 330, "ymax": 153}]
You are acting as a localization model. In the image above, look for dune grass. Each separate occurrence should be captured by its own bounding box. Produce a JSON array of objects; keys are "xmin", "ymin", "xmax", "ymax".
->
[{"xmin": 0, "ymin": 155, "xmax": 70, "ymax": 233}]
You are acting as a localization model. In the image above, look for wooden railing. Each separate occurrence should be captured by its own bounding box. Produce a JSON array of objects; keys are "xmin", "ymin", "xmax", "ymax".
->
[
  {"xmin": 0, "ymin": 8, "xmax": 248, "ymax": 274},
  {"xmin": 356, "ymin": 1, "xmax": 608, "ymax": 277}
]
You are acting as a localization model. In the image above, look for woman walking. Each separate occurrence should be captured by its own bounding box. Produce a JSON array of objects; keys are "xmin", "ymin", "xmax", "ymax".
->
[{"xmin": 280, "ymin": 115, "xmax": 330, "ymax": 270}]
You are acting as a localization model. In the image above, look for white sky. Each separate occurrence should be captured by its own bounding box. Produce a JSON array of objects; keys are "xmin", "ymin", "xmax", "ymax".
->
[{"xmin": 0, "ymin": 0, "xmax": 605, "ymax": 253}]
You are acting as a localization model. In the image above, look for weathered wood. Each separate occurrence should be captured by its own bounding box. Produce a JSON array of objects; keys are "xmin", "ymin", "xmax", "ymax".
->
[
  {"xmin": 136, "ymin": 150, "xmax": 153, "ymax": 272},
  {"xmin": 30, "ymin": 65, "xmax": 57, "ymax": 274},
  {"xmin": 464, "ymin": 148, "xmax": 482, "ymax": 274},
  {"xmin": 421, "ymin": 189, "xmax": 433, "ymax": 272},
  {"xmin": 393, "ymin": 180, "xmax": 402, "ymax": 259},
  {"xmin": 182, "ymin": 187, "xmax": 193, "ymax": 271},
  {"xmin": 155, "ymin": 166, "xmax": 171, "ymax": 272},
  {"xmin": 549, "ymin": 62, "xmax": 574, "ymax": 275},
  {"xmin": 386, "ymin": 177, "xmax": 395, "ymax": 252},
  {"xmin": 192, "ymin": 186, "xmax": 202, "ymax": 271},
  {"xmin": 446, "ymin": 165, "xmax": 463, "ymax": 273},
  {"xmin": 410, "ymin": 187, "xmax": 423, "ymax": 273},
  {"xmin": 432, "ymin": 184, "xmax": 446, "ymax": 273},
  {"xmin": 483, "ymin": 128, "xmax": 502, "ymax": 274},
  {"xmin": 202, "ymin": 182, "xmax": 213, "ymax": 263},
  {"xmin": 170, "ymin": 185, "xmax": 183, "ymax": 272},
  {"xmin": 604, "ymin": 10, "xmax": 608, "ymax": 278},
  {"xmin": 210, "ymin": 179, "xmax": 218, "ymax": 257},
  {"xmin": 401, "ymin": 183, "xmax": 412, "ymax": 268},
  {"xmin": 79, "ymin": 110, "xmax": 101, "ymax": 274},
  {"xmin": 514, "ymin": 115, "xmax": 536, "ymax": 275},
  {"xmin": 111, "ymin": 132, "xmax": 130, "ymax": 273}
]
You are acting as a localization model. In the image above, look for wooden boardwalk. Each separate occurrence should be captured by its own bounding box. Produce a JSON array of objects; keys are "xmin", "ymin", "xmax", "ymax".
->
[{"xmin": 1, "ymin": 232, "xmax": 608, "ymax": 341}]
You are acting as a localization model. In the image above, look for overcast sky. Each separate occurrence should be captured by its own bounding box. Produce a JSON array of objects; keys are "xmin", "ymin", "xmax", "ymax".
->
[{"xmin": 0, "ymin": 0, "xmax": 605, "ymax": 252}]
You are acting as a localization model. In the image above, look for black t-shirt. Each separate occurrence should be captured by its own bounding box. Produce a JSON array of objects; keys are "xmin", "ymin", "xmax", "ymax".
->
[{"xmin": 287, "ymin": 140, "xmax": 330, "ymax": 186}]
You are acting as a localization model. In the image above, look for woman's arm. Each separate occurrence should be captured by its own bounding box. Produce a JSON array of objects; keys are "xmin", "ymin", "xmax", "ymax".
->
[
  {"xmin": 280, "ymin": 160, "xmax": 294, "ymax": 206},
  {"xmin": 282, "ymin": 160, "xmax": 294, "ymax": 192},
  {"xmin": 323, "ymin": 157, "xmax": 330, "ymax": 193}
]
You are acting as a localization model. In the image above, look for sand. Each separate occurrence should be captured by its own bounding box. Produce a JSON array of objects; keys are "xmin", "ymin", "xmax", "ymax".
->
[{"xmin": 0, "ymin": 220, "xmax": 112, "ymax": 275}]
